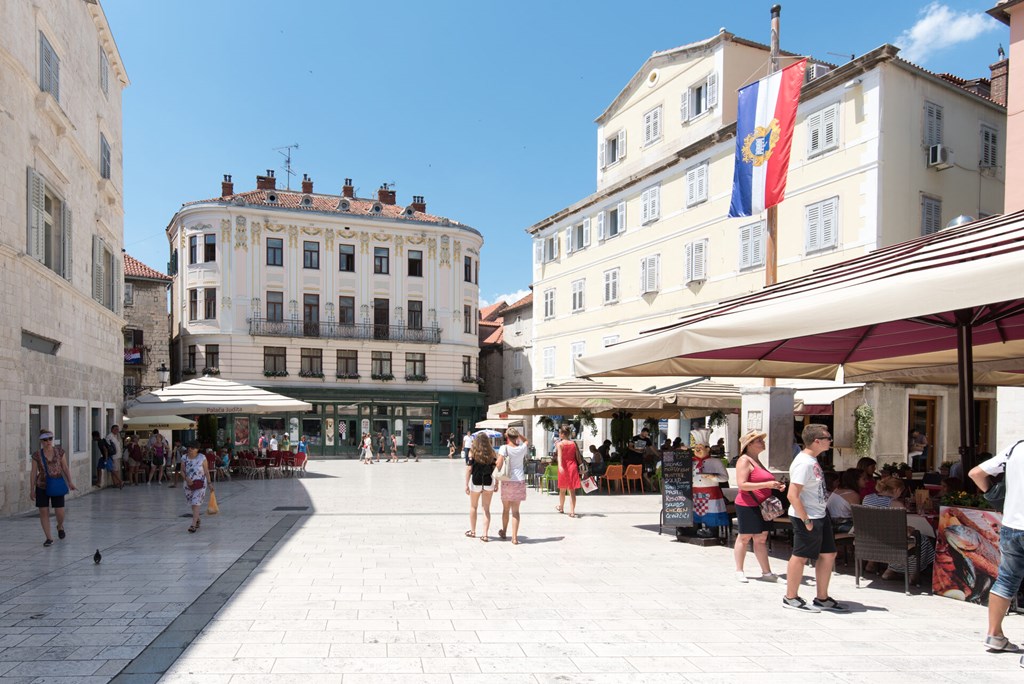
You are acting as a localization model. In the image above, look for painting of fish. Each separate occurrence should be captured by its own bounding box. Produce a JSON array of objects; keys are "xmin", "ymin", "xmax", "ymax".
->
[{"xmin": 934, "ymin": 506, "xmax": 1003, "ymax": 603}]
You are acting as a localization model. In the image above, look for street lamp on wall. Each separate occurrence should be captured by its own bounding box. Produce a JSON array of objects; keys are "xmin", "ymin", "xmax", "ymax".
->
[{"xmin": 157, "ymin": 362, "xmax": 170, "ymax": 389}]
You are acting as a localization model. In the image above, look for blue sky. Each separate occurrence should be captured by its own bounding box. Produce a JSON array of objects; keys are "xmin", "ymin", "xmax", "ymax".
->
[{"xmin": 104, "ymin": 0, "xmax": 1007, "ymax": 306}]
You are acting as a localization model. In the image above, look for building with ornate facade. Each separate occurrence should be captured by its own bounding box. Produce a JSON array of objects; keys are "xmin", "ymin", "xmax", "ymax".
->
[
  {"xmin": 528, "ymin": 30, "xmax": 1006, "ymax": 466},
  {"xmin": 0, "ymin": 0, "xmax": 127, "ymax": 514},
  {"xmin": 166, "ymin": 173, "xmax": 485, "ymax": 456}
]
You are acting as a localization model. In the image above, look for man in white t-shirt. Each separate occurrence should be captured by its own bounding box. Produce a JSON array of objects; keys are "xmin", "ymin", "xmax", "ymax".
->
[
  {"xmin": 783, "ymin": 423, "xmax": 845, "ymax": 613},
  {"xmin": 462, "ymin": 430, "xmax": 474, "ymax": 465},
  {"xmin": 970, "ymin": 440, "xmax": 1024, "ymax": 661}
]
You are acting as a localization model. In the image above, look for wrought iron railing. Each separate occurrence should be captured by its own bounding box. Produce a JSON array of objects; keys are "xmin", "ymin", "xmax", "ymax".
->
[
  {"xmin": 248, "ymin": 317, "xmax": 441, "ymax": 344},
  {"xmin": 124, "ymin": 384, "xmax": 157, "ymax": 399}
]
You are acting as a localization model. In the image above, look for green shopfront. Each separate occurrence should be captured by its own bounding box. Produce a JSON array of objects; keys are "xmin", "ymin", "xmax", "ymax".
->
[{"xmin": 221, "ymin": 387, "xmax": 485, "ymax": 458}]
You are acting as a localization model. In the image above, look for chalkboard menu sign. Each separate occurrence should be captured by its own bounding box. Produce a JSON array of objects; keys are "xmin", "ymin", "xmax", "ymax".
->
[{"xmin": 661, "ymin": 450, "xmax": 693, "ymax": 528}]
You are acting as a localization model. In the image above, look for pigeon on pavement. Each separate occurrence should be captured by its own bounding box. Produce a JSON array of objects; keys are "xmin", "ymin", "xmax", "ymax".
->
[{"xmin": 93, "ymin": 549, "xmax": 102, "ymax": 564}]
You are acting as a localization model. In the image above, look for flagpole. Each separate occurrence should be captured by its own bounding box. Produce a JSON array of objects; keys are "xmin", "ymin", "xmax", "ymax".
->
[{"xmin": 764, "ymin": 5, "xmax": 781, "ymax": 389}]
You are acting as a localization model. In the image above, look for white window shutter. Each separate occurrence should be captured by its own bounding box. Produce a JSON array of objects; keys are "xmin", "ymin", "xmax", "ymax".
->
[
  {"xmin": 684, "ymin": 242, "xmax": 694, "ymax": 282},
  {"xmin": 651, "ymin": 186, "xmax": 660, "ymax": 221},
  {"xmin": 114, "ymin": 252, "xmax": 122, "ymax": 315},
  {"xmin": 597, "ymin": 211, "xmax": 605, "ymax": 240},
  {"xmin": 739, "ymin": 225, "xmax": 751, "ymax": 269},
  {"xmin": 27, "ymin": 168, "xmax": 46, "ymax": 262},
  {"xmin": 598, "ymin": 139, "xmax": 606, "ymax": 169},
  {"xmin": 646, "ymin": 255, "xmax": 659, "ymax": 292},
  {"xmin": 707, "ymin": 72, "xmax": 719, "ymax": 109},
  {"xmin": 534, "ymin": 240, "xmax": 543, "ymax": 264},
  {"xmin": 686, "ymin": 168, "xmax": 696, "ymax": 206},
  {"xmin": 552, "ymin": 233, "xmax": 559, "ymax": 260},
  {"xmin": 694, "ymin": 240, "xmax": 707, "ymax": 281},
  {"xmin": 752, "ymin": 221, "xmax": 764, "ymax": 266},
  {"xmin": 617, "ymin": 128, "xmax": 626, "ymax": 160},
  {"xmin": 680, "ymin": 91, "xmax": 690, "ymax": 123},
  {"xmin": 565, "ymin": 226, "xmax": 574, "ymax": 254},
  {"xmin": 821, "ymin": 198, "xmax": 837, "ymax": 247},
  {"xmin": 652, "ymin": 107, "xmax": 661, "ymax": 140},
  {"xmin": 604, "ymin": 272, "xmax": 611, "ymax": 302},
  {"xmin": 641, "ymin": 190, "xmax": 650, "ymax": 224},
  {"xmin": 92, "ymin": 236, "xmax": 104, "ymax": 302},
  {"xmin": 823, "ymin": 104, "xmax": 837, "ymax": 150},
  {"xmin": 806, "ymin": 203, "xmax": 821, "ymax": 252},
  {"xmin": 640, "ymin": 257, "xmax": 648, "ymax": 293},
  {"xmin": 807, "ymin": 110, "xmax": 822, "ymax": 154},
  {"xmin": 617, "ymin": 201, "xmax": 626, "ymax": 234},
  {"xmin": 61, "ymin": 203, "xmax": 72, "ymax": 280},
  {"xmin": 697, "ymin": 164, "xmax": 707, "ymax": 202},
  {"xmin": 582, "ymin": 217, "xmax": 591, "ymax": 247}
]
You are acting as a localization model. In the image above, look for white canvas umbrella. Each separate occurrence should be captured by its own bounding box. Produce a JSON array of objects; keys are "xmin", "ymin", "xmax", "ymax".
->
[{"xmin": 124, "ymin": 376, "xmax": 311, "ymax": 417}]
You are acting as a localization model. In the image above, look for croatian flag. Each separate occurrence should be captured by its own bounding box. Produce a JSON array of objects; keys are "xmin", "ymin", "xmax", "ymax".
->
[{"xmin": 728, "ymin": 59, "xmax": 807, "ymax": 218}]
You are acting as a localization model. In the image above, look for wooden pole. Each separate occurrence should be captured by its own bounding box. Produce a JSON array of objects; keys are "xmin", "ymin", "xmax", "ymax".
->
[{"xmin": 764, "ymin": 5, "xmax": 781, "ymax": 388}]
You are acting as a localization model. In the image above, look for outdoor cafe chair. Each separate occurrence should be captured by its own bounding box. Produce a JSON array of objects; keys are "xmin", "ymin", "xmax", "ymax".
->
[
  {"xmin": 265, "ymin": 453, "xmax": 284, "ymax": 478},
  {"xmin": 541, "ymin": 464, "xmax": 559, "ymax": 493},
  {"xmin": 603, "ymin": 465, "xmax": 624, "ymax": 494},
  {"xmin": 291, "ymin": 453, "xmax": 307, "ymax": 476},
  {"xmin": 852, "ymin": 504, "xmax": 926, "ymax": 595},
  {"xmin": 624, "ymin": 464, "xmax": 644, "ymax": 493}
]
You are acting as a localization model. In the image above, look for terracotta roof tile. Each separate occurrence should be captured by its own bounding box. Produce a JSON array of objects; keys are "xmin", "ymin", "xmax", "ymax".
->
[
  {"xmin": 184, "ymin": 189, "xmax": 466, "ymax": 227},
  {"xmin": 482, "ymin": 326, "xmax": 503, "ymax": 346},
  {"xmin": 505, "ymin": 292, "xmax": 533, "ymax": 312},
  {"xmin": 480, "ymin": 301, "xmax": 508, "ymax": 321},
  {"xmin": 124, "ymin": 254, "xmax": 172, "ymax": 282}
]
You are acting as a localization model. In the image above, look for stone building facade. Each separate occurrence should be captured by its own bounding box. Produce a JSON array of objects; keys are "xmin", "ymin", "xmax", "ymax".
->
[
  {"xmin": 0, "ymin": 0, "xmax": 127, "ymax": 515},
  {"xmin": 166, "ymin": 173, "xmax": 486, "ymax": 457},
  {"xmin": 123, "ymin": 254, "xmax": 172, "ymax": 397}
]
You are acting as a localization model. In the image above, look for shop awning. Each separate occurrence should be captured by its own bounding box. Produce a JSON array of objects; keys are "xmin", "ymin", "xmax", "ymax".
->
[
  {"xmin": 124, "ymin": 376, "xmax": 312, "ymax": 417},
  {"xmin": 792, "ymin": 385, "xmax": 863, "ymax": 415}
]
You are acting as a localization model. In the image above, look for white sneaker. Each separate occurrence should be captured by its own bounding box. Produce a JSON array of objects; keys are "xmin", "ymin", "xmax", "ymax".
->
[
  {"xmin": 761, "ymin": 572, "xmax": 779, "ymax": 582},
  {"xmin": 735, "ymin": 571, "xmax": 748, "ymax": 583}
]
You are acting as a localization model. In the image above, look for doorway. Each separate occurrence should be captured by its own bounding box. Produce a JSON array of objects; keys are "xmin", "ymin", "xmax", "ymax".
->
[
  {"xmin": 908, "ymin": 396, "xmax": 938, "ymax": 470},
  {"xmin": 974, "ymin": 399, "xmax": 991, "ymax": 454}
]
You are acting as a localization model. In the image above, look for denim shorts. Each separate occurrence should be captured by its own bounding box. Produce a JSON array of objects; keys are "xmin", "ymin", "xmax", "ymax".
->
[{"xmin": 991, "ymin": 525, "xmax": 1024, "ymax": 600}]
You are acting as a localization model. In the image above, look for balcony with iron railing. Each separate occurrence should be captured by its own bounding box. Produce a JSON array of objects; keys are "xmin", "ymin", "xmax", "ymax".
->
[{"xmin": 248, "ymin": 317, "xmax": 442, "ymax": 345}]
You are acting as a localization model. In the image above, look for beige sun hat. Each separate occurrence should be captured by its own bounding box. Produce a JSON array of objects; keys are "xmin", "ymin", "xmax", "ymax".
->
[{"xmin": 739, "ymin": 429, "xmax": 768, "ymax": 454}]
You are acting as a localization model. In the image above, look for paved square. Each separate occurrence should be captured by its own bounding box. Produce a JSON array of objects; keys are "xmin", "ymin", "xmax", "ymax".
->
[{"xmin": 1, "ymin": 459, "xmax": 1021, "ymax": 683}]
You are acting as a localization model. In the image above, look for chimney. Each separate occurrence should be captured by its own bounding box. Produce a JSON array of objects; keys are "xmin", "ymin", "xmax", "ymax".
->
[
  {"xmin": 342, "ymin": 178, "xmax": 354, "ymax": 198},
  {"xmin": 301, "ymin": 173, "xmax": 313, "ymax": 194},
  {"xmin": 990, "ymin": 57, "xmax": 1008, "ymax": 107},
  {"xmin": 377, "ymin": 184, "xmax": 397, "ymax": 205},
  {"xmin": 411, "ymin": 195, "xmax": 426, "ymax": 213},
  {"xmin": 221, "ymin": 174, "xmax": 233, "ymax": 197},
  {"xmin": 256, "ymin": 169, "xmax": 276, "ymax": 190}
]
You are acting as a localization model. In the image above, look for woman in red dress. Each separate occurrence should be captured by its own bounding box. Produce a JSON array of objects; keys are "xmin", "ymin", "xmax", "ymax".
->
[{"xmin": 556, "ymin": 427, "xmax": 582, "ymax": 518}]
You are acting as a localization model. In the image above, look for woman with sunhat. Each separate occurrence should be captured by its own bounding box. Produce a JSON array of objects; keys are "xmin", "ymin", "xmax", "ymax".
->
[
  {"xmin": 690, "ymin": 428, "xmax": 730, "ymax": 538},
  {"xmin": 28, "ymin": 429, "xmax": 76, "ymax": 546},
  {"xmin": 733, "ymin": 429, "xmax": 787, "ymax": 582}
]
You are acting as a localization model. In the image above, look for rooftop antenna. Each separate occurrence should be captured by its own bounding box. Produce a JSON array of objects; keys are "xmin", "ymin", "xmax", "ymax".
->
[
  {"xmin": 274, "ymin": 143, "xmax": 299, "ymax": 190},
  {"xmin": 826, "ymin": 51, "xmax": 855, "ymax": 63}
]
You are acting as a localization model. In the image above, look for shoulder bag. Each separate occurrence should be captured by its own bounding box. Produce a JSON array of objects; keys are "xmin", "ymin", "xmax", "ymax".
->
[
  {"xmin": 39, "ymin": 450, "xmax": 69, "ymax": 497},
  {"xmin": 983, "ymin": 441, "xmax": 1022, "ymax": 512},
  {"xmin": 492, "ymin": 447, "xmax": 511, "ymax": 482},
  {"xmin": 758, "ymin": 493, "xmax": 785, "ymax": 521}
]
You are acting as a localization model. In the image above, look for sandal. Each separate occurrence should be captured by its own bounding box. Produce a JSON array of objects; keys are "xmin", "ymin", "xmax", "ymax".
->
[
  {"xmin": 480, "ymin": 536, "xmax": 489, "ymax": 543},
  {"xmin": 498, "ymin": 529, "xmax": 506, "ymax": 539},
  {"xmin": 512, "ymin": 539, "xmax": 520, "ymax": 545},
  {"xmin": 43, "ymin": 539, "xmax": 53, "ymax": 547},
  {"xmin": 555, "ymin": 506, "xmax": 564, "ymax": 514},
  {"xmin": 57, "ymin": 527, "xmax": 66, "ymax": 540},
  {"xmin": 464, "ymin": 530, "xmax": 475, "ymax": 538},
  {"xmin": 188, "ymin": 525, "xmax": 196, "ymax": 533}
]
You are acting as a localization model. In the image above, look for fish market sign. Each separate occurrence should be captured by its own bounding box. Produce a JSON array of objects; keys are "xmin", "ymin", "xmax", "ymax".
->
[{"xmin": 934, "ymin": 505, "xmax": 1002, "ymax": 603}]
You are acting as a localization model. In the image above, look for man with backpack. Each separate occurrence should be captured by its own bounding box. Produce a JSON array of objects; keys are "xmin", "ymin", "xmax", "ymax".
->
[{"xmin": 970, "ymin": 440, "xmax": 1024, "ymax": 666}]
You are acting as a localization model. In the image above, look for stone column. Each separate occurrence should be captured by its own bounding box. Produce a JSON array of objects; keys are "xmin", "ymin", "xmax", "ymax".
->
[{"xmin": 740, "ymin": 386, "xmax": 796, "ymax": 470}]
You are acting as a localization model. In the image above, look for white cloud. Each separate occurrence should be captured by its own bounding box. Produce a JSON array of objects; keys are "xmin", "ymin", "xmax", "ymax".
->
[
  {"xmin": 479, "ymin": 288, "xmax": 531, "ymax": 309},
  {"xmin": 894, "ymin": 2, "xmax": 999, "ymax": 64}
]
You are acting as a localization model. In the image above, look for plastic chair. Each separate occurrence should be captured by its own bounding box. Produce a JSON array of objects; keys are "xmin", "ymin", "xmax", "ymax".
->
[
  {"xmin": 292, "ymin": 453, "xmax": 307, "ymax": 476},
  {"xmin": 541, "ymin": 464, "xmax": 559, "ymax": 493},
  {"xmin": 624, "ymin": 464, "xmax": 644, "ymax": 493},
  {"xmin": 603, "ymin": 465, "xmax": 624, "ymax": 494},
  {"xmin": 852, "ymin": 505, "xmax": 925, "ymax": 595}
]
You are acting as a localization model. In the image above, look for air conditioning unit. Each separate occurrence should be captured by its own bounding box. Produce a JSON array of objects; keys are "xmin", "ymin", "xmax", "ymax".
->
[
  {"xmin": 806, "ymin": 63, "xmax": 832, "ymax": 81},
  {"xmin": 928, "ymin": 144, "xmax": 954, "ymax": 170}
]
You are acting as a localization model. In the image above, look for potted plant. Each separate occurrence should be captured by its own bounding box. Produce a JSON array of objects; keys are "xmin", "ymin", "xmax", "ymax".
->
[{"xmin": 854, "ymin": 403, "xmax": 874, "ymax": 457}]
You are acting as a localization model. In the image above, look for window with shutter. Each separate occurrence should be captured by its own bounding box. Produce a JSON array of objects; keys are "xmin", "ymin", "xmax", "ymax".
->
[
  {"xmin": 706, "ymin": 72, "xmax": 718, "ymax": 109},
  {"xmin": 582, "ymin": 217, "xmax": 591, "ymax": 247},
  {"xmin": 39, "ymin": 32, "xmax": 60, "ymax": 102},
  {"xmin": 808, "ymin": 104, "xmax": 839, "ymax": 156},
  {"xmin": 543, "ymin": 347, "xmax": 555, "ymax": 378},
  {"xmin": 616, "ymin": 201, "xmax": 626, "ymax": 235},
  {"xmin": 925, "ymin": 102, "xmax": 943, "ymax": 146},
  {"xmin": 570, "ymin": 342, "xmax": 585, "ymax": 376},
  {"xmin": 534, "ymin": 240, "xmax": 543, "ymax": 265},
  {"xmin": 617, "ymin": 128, "xmax": 626, "ymax": 160},
  {"xmin": 571, "ymin": 279, "xmax": 585, "ymax": 313},
  {"xmin": 598, "ymin": 139, "xmax": 606, "ymax": 169},
  {"xmin": 680, "ymin": 90, "xmax": 690, "ymax": 123},
  {"xmin": 980, "ymin": 125, "xmax": 998, "ymax": 168},
  {"xmin": 686, "ymin": 163, "xmax": 708, "ymax": 207},
  {"xmin": 739, "ymin": 221, "xmax": 765, "ymax": 269},
  {"xmin": 565, "ymin": 226, "xmax": 574, "ymax": 254},
  {"xmin": 603, "ymin": 268, "xmax": 619, "ymax": 304},
  {"xmin": 921, "ymin": 196, "xmax": 942, "ymax": 235},
  {"xmin": 805, "ymin": 197, "xmax": 839, "ymax": 252},
  {"xmin": 100, "ymin": 134, "xmax": 111, "ymax": 179},
  {"xmin": 597, "ymin": 212, "xmax": 606, "ymax": 241},
  {"xmin": 641, "ymin": 255, "xmax": 660, "ymax": 294},
  {"xmin": 92, "ymin": 236, "xmax": 104, "ymax": 303},
  {"xmin": 641, "ymin": 185, "xmax": 660, "ymax": 224},
  {"xmin": 61, "ymin": 203, "xmax": 72, "ymax": 281},
  {"xmin": 27, "ymin": 168, "xmax": 72, "ymax": 279},
  {"xmin": 543, "ymin": 289, "xmax": 555, "ymax": 319},
  {"xmin": 685, "ymin": 240, "xmax": 708, "ymax": 283},
  {"xmin": 99, "ymin": 45, "xmax": 109, "ymax": 96},
  {"xmin": 643, "ymin": 106, "xmax": 662, "ymax": 146}
]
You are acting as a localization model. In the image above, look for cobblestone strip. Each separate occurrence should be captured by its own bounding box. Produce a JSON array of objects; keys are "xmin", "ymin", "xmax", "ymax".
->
[{"xmin": 109, "ymin": 514, "xmax": 303, "ymax": 684}]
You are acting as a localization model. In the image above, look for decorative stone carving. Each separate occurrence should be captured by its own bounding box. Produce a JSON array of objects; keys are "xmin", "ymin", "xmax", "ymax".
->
[
  {"xmin": 325, "ymin": 228, "xmax": 335, "ymax": 250},
  {"xmin": 221, "ymin": 296, "xmax": 231, "ymax": 310},
  {"xmin": 234, "ymin": 216, "xmax": 248, "ymax": 250},
  {"xmin": 301, "ymin": 227, "xmax": 321, "ymax": 236},
  {"xmin": 371, "ymin": 233, "xmax": 392, "ymax": 242},
  {"xmin": 395, "ymin": 234, "xmax": 404, "ymax": 256},
  {"xmin": 406, "ymin": 235, "xmax": 425, "ymax": 245},
  {"xmin": 428, "ymin": 237, "xmax": 437, "ymax": 259},
  {"xmin": 288, "ymin": 225, "xmax": 298, "ymax": 247},
  {"xmin": 454, "ymin": 239, "xmax": 462, "ymax": 263},
  {"xmin": 439, "ymin": 235, "xmax": 450, "ymax": 266},
  {"xmin": 221, "ymin": 219, "xmax": 231, "ymax": 244},
  {"xmin": 359, "ymin": 231, "xmax": 370, "ymax": 253},
  {"xmin": 251, "ymin": 221, "xmax": 262, "ymax": 242}
]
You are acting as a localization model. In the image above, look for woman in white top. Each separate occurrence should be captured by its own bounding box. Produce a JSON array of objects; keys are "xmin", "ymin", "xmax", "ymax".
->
[
  {"xmin": 496, "ymin": 427, "xmax": 529, "ymax": 545},
  {"xmin": 360, "ymin": 433, "xmax": 374, "ymax": 464}
]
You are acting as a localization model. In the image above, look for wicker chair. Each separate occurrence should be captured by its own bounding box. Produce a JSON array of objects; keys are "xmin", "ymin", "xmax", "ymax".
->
[{"xmin": 851, "ymin": 505, "xmax": 924, "ymax": 595}]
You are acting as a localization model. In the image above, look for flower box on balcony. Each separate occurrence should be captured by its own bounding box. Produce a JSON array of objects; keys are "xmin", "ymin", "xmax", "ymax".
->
[
  {"xmin": 371, "ymin": 373, "xmax": 395, "ymax": 381},
  {"xmin": 202, "ymin": 367, "xmax": 220, "ymax": 376},
  {"xmin": 405, "ymin": 374, "xmax": 428, "ymax": 382},
  {"xmin": 298, "ymin": 370, "xmax": 325, "ymax": 378},
  {"xmin": 335, "ymin": 373, "xmax": 361, "ymax": 380},
  {"xmin": 182, "ymin": 368, "xmax": 197, "ymax": 376},
  {"xmin": 263, "ymin": 370, "xmax": 289, "ymax": 377}
]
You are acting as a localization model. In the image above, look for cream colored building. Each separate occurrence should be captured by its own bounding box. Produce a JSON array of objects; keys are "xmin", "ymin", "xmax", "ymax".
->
[
  {"xmin": 167, "ymin": 174, "xmax": 486, "ymax": 456},
  {"xmin": 0, "ymin": 0, "xmax": 127, "ymax": 515},
  {"xmin": 528, "ymin": 31, "xmax": 1005, "ymax": 466}
]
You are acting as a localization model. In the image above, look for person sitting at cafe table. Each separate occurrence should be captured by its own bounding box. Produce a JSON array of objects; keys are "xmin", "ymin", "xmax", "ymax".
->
[
  {"xmin": 587, "ymin": 445, "xmax": 606, "ymax": 477},
  {"xmin": 598, "ymin": 440, "xmax": 612, "ymax": 463},
  {"xmin": 625, "ymin": 427, "xmax": 652, "ymax": 469},
  {"xmin": 826, "ymin": 468, "xmax": 865, "ymax": 533},
  {"xmin": 862, "ymin": 476, "xmax": 935, "ymax": 583}
]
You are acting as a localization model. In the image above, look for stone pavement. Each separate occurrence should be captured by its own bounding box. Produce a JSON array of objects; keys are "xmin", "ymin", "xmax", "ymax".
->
[{"xmin": 0, "ymin": 459, "xmax": 1022, "ymax": 683}]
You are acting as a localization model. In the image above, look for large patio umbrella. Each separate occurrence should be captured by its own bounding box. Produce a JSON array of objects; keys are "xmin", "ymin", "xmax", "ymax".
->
[
  {"xmin": 575, "ymin": 210, "xmax": 1024, "ymax": 471},
  {"xmin": 124, "ymin": 376, "xmax": 312, "ymax": 417},
  {"xmin": 496, "ymin": 379, "xmax": 679, "ymax": 418},
  {"xmin": 123, "ymin": 415, "xmax": 196, "ymax": 431}
]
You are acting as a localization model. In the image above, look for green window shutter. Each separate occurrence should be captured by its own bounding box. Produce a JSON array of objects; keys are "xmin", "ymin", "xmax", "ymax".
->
[
  {"xmin": 61, "ymin": 203, "xmax": 72, "ymax": 280},
  {"xmin": 92, "ymin": 236, "xmax": 104, "ymax": 303},
  {"xmin": 27, "ymin": 168, "xmax": 46, "ymax": 262}
]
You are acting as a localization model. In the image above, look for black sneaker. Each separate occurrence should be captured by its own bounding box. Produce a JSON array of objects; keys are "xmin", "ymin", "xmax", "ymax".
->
[
  {"xmin": 812, "ymin": 596, "xmax": 847, "ymax": 612},
  {"xmin": 43, "ymin": 539, "xmax": 53, "ymax": 547},
  {"xmin": 782, "ymin": 596, "xmax": 820, "ymax": 612}
]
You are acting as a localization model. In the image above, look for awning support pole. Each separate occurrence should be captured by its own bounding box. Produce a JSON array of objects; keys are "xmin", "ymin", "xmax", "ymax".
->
[{"xmin": 955, "ymin": 309, "xmax": 978, "ymax": 480}]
